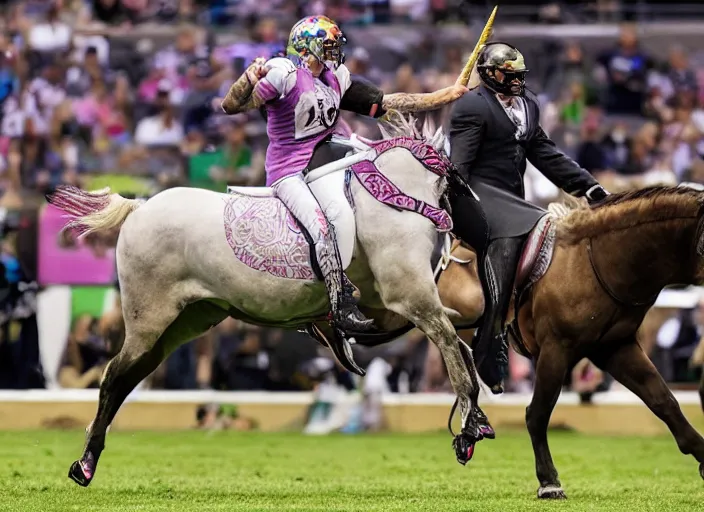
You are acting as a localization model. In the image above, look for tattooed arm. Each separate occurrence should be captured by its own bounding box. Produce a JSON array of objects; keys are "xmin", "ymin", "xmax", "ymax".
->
[
  {"xmin": 381, "ymin": 83, "xmax": 468, "ymax": 113},
  {"xmin": 220, "ymin": 57, "xmax": 298, "ymax": 114},
  {"xmin": 220, "ymin": 59, "xmax": 267, "ymax": 114},
  {"xmin": 339, "ymin": 68, "xmax": 468, "ymax": 118}
]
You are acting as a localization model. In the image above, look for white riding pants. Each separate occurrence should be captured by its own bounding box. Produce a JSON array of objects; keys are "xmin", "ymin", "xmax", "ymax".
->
[
  {"xmin": 273, "ymin": 172, "xmax": 344, "ymax": 301},
  {"xmin": 273, "ymin": 173, "xmax": 360, "ymax": 317},
  {"xmin": 272, "ymin": 173, "xmax": 328, "ymax": 245}
]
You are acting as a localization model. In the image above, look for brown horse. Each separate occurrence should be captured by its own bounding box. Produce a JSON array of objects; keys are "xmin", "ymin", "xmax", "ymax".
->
[
  {"xmin": 692, "ymin": 336, "xmax": 704, "ymax": 413},
  {"xmin": 510, "ymin": 186, "xmax": 704, "ymax": 499}
]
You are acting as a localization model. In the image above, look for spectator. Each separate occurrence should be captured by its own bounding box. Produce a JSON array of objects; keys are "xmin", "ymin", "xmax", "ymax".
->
[
  {"xmin": 211, "ymin": 319, "xmax": 269, "ymax": 390},
  {"xmin": 0, "ymin": 35, "xmax": 19, "ymax": 110},
  {"xmin": 26, "ymin": 2, "xmax": 72, "ymax": 56},
  {"xmin": 619, "ymin": 122, "xmax": 658, "ymax": 176},
  {"xmin": 597, "ymin": 24, "xmax": 654, "ymax": 116},
  {"xmin": 576, "ymin": 112, "xmax": 610, "ymax": 176},
  {"xmin": 57, "ymin": 315, "xmax": 110, "ymax": 389},
  {"xmin": 66, "ymin": 46, "xmax": 111, "ymax": 99},
  {"xmin": 147, "ymin": 26, "xmax": 203, "ymax": 106},
  {"xmin": 654, "ymin": 305, "xmax": 704, "ymax": 383},
  {"xmin": 204, "ymin": 115, "xmax": 264, "ymax": 187},
  {"xmin": 600, "ymin": 120, "xmax": 633, "ymax": 173},
  {"xmin": 134, "ymin": 79, "xmax": 184, "ymax": 147},
  {"xmin": 663, "ymin": 46, "xmax": 698, "ymax": 103},
  {"xmin": 545, "ymin": 41, "xmax": 596, "ymax": 104},
  {"xmin": 81, "ymin": 0, "xmax": 141, "ymax": 27}
]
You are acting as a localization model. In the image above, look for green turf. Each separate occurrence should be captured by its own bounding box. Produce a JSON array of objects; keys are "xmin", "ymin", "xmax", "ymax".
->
[{"xmin": 0, "ymin": 430, "xmax": 701, "ymax": 511}]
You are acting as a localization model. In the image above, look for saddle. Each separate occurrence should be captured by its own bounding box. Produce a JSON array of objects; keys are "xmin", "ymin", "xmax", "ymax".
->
[
  {"xmin": 507, "ymin": 211, "xmax": 559, "ymax": 358},
  {"xmin": 226, "ymin": 136, "xmax": 372, "ymax": 281},
  {"xmin": 225, "ymin": 134, "xmax": 455, "ymax": 376},
  {"xmin": 225, "ymin": 134, "xmax": 453, "ymax": 282}
]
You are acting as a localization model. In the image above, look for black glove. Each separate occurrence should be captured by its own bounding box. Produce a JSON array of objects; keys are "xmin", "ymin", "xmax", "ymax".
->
[{"xmin": 585, "ymin": 184, "xmax": 609, "ymax": 205}]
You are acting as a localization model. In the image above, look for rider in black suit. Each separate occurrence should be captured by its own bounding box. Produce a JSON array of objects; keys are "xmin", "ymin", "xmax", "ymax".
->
[{"xmin": 448, "ymin": 42, "xmax": 609, "ymax": 394}]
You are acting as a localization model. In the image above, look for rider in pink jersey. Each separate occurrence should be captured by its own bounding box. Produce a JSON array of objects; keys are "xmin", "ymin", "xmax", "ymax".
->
[{"xmin": 219, "ymin": 15, "xmax": 467, "ymax": 333}]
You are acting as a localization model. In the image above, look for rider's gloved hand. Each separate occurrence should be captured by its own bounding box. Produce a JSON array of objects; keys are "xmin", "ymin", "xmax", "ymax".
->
[
  {"xmin": 247, "ymin": 57, "xmax": 268, "ymax": 82},
  {"xmin": 585, "ymin": 184, "xmax": 609, "ymax": 205}
]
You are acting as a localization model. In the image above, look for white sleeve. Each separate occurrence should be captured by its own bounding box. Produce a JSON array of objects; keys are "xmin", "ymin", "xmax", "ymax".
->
[
  {"xmin": 334, "ymin": 64, "xmax": 352, "ymax": 96},
  {"xmin": 134, "ymin": 119, "xmax": 148, "ymax": 145},
  {"xmin": 262, "ymin": 57, "xmax": 297, "ymax": 96},
  {"xmin": 656, "ymin": 318, "xmax": 681, "ymax": 349}
]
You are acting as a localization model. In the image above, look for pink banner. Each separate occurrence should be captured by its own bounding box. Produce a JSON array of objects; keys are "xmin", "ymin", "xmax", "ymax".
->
[{"xmin": 38, "ymin": 204, "xmax": 116, "ymax": 286}]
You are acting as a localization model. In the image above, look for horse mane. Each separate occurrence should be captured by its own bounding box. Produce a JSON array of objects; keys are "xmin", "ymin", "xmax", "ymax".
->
[
  {"xmin": 378, "ymin": 111, "xmax": 447, "ymax": 154},
  {"xmin": 556, "ymin": 185, "xmax": 704, "ymax": 245}
]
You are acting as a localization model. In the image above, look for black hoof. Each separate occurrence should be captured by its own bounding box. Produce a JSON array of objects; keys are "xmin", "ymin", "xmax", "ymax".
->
[
  {"xmin": 477, "ymin": 423, "xmax": 495, "ymax": 440},
  {"xmin": 68, "ymin": 460, "xmax": 93, "ymax": 487},
  {"xmin": 699, "ymin": 462, "xmax": 703, "ymax": 480},
  {"xmin": 472, "ymin": 408, "xmax": 495, "ymax": 440},
  {"xmin": 452, "ymin": 432, "xmax": 477, "ymax": 465},
  {"xmin": 537, "ymin": 485, "xmax": 567, "ymax": 499}
]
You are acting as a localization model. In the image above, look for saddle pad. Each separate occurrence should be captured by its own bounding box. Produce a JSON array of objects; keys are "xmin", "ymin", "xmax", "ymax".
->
[
  {"xmin": 223, "ymin": 170, "xmax": 356, "ymax": 280},
  {"xmin": 515, "ymin": 214, "xmax": 556, "ymax": 290}
]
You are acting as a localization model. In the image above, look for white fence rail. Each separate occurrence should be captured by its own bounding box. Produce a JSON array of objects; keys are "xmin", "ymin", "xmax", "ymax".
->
[{"xmin": 0, "ymin": 389, "xmax": 700, "ymax": 406}]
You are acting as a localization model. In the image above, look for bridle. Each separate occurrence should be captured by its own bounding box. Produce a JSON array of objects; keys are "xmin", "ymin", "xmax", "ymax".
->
[{"xmin": 586, "ymin": 237, "xmax": 657, "ymax": 308}]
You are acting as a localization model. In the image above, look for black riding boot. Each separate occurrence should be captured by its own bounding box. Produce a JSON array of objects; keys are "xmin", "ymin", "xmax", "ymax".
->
[
  {"xmin": 316, "ymin": 224, "xmax": 374, "ymax": 333},
  {"xmin": 473, "ymin": 236, "xmax": 525, "ymax": 394}
]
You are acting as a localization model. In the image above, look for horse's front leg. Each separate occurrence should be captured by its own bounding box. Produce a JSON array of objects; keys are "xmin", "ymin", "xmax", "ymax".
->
[
  {"xmin": 380, "ymin": 284, "xmax": 494, "ymax": 463},
  {"xmin": 593, "ymin": 338, "xmax": 704, "ymax": 482},
  {"xmin": 526, "ymin": 339, "xmax": 570, "ymax": 499},
  {"xmin": 699, "ymin": 369, "xmax": 704, "ymax": 415}
]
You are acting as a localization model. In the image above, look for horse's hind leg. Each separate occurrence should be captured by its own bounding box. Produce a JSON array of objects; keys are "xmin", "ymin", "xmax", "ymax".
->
[
  {"xmin": 592, "ymin": 339, "xmax": 704, "ymax": 481},
  {"xmin": 68, "ymin": 297, "xmax": 227, "ymax": 487},
  {"xmin": 526, "ymin": 340, "xmax": 571, "ymax": 499},
  {"xmin": 68, "ymin": 331, "xmax": 166, "ymax": 487}
]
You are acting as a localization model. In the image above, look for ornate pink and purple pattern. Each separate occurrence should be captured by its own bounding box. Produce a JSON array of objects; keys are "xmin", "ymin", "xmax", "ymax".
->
[
  {"xmin": 223, "ymin": 135, "xmax": 453, "ymax": 279},
  {"xmin": 223, "ymin": 193, "xmax": 316, "ymax": 280},
  {"xmin": 351, "ymin": 160, "xmax": 453, "ymax": 232},
  {"xmin": 367, "ymin": 137, "xmax": 453, "ymax": 177}
]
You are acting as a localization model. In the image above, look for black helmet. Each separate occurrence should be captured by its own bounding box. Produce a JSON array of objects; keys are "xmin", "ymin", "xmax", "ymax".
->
[{"xmin": 477, "ymin": 42, "xmax": 528, "ymax": 97}]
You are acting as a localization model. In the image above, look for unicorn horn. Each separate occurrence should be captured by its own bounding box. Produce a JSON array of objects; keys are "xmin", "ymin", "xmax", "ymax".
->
[{"xmin": 458, "ymin": 6, "xmax": 498, "ymax": 87}]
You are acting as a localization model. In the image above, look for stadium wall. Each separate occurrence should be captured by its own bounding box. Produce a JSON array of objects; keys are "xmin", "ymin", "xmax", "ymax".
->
[{"xmin": 1, "ymin": 390, "xmax": 702, "ymax": 436}]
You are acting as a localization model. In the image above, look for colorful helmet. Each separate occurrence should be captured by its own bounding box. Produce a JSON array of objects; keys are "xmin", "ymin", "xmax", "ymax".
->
[
  {"xmin": 287, "ymin": 15, "xmax": 346, "ymax": 70},
  {"xmin": 477, "ymin": 42, "xmax": 529, "ymax": 97}
]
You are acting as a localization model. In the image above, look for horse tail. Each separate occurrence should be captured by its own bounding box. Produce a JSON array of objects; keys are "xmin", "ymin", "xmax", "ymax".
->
[{"xmin": 46, "ymin": 185, "xmax": 144, "ymax": 237}]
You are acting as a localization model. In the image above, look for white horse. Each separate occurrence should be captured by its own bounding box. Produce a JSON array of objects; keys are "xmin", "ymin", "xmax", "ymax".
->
[{"xmin": 49, "ymin": 116, "xmax": 492, "ymax": 487}]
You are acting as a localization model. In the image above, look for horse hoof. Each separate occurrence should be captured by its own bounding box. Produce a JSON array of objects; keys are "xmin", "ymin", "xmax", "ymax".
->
[
  {"xmin": 68, "ymin": 460, "xmax": 93, "ymax": 487},
  {"xmin": 699, "ymin": 462, "xmax": 704, "ymax": 480},
  {"xmin": 537, "ymin": 485, "xmax": 567, "ymax": 500},
  {"xmin": 478, "ymin": 424, "xmax": 495, "ymax": 440},
  {"xmin": 452, "ymin": 433, "xmax": 476, "ymax": 465}
]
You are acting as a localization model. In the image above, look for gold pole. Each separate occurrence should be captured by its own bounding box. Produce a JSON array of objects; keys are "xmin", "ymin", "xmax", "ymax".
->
[{"xmin": 458, "ymin": 6, "xmax": 498, "ymax": 87}]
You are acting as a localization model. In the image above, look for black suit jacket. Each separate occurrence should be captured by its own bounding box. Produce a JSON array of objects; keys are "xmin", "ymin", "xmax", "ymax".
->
[
  {"xmin": 449, "ymin": 85, "xmax": 598, "ymax": 198},
  {"xmin": 448, "ymin": 86, "xmax": 599, "ymax": 240}
]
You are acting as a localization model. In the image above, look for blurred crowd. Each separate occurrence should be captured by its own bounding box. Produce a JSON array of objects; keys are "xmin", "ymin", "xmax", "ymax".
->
[{"xmin": 0, "ymin": 1, "xmax": 703, "ymax": 423}]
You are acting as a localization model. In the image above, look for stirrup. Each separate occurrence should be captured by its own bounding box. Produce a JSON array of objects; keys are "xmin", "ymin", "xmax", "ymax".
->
[
  {"xmin": 305, "ymin": 323, "xmax": 366, "ymax": 376},
  {"xmin": 335, "ymin": 305, "xmax": 374, "ymax": 332},
  {"xmin": 336, "ymin": 280, "xmax": 374, "ymax": 331}
]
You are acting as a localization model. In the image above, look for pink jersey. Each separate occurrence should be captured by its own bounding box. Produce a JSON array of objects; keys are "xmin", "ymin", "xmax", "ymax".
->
[{"xmin": 253, "ymin": 58, "xmax": 352, "ymax": 186}]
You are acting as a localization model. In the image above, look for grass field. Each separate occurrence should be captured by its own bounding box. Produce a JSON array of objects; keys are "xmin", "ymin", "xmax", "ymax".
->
[{"xmin": 1, "ymin": 430, "xmax": 702, "ymax": 512}]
